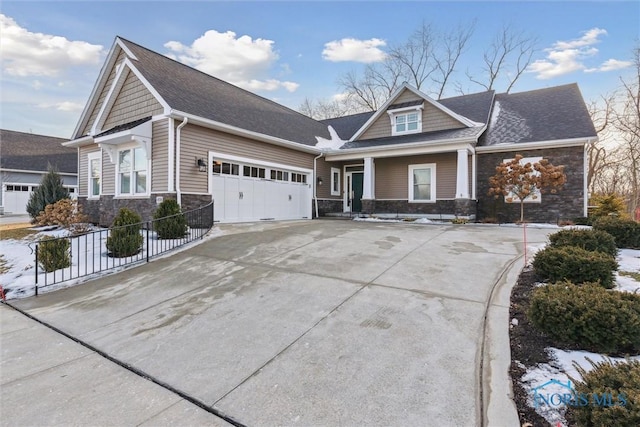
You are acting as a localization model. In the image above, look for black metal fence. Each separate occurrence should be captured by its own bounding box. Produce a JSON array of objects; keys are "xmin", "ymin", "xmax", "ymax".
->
[{"xmin": 33, "ymin": 202, "xmax": 214, "ymax": 295}]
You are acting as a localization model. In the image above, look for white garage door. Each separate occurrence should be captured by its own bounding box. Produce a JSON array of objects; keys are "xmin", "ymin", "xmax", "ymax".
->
[
  {"xmin": 2, "ymin": 184, "xmax": 32, "ymax": 214},
  {"xmin": 210, "ymin": 157, "xmax": 311, "ymax": 223}
]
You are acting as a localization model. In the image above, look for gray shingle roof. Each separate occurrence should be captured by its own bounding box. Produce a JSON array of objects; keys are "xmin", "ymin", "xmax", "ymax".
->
[
  {"xmin": 0, "ymin": 129, "xmax": 76, "ymax": 173},
  {"xmin": 96, "ymin": 116, "xmax": 151, "ymax": 137},
  {"xmin": 119, "ymin": 38, "xmax": 331, "ymax": 146},
  {"xmin": 321, "ymin": 112, "xmax": 374, "ymax": 141},
  {"xmin": 480, "ymin": 83, "xmax": 597, "ymax": 146},
  {"xmin": 340, "ymin": 126, "xmax": 485, "ymax": 149}
]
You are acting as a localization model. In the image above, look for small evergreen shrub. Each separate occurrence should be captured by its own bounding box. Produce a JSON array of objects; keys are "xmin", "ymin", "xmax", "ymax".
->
[
  {"xmin": 153, "ymin": 199, "xmax": 187, "ymax": 239},
  {"xmin": 548, "ymin": 228, "xmax": 618, "ymax": 257},
  {"xmin": 106, "ymin": 208, "xmax": 143, "ymax": 257},
  {"xmin": 589, "ymin": 193, "xmax": 630, "ymax": 219},
  {"xmin": 528, "ymin": 282, "xmax": 640, "ymax": 354},
  {"xmin": 568, "ymin": 358, "xmax": 640, "ymax": 427},
  {"xmin": 532, "ymin": 246, "xmax": 618, "ymax": 288},
  {"xmin": 35, "ymin": 199, "xmax": 90, "ymax": 235},
  {"xmin": 38, "ymin": 236, "xmax": 71, "ymax": 272},
  {"xmin": 572, "ymin": 216, "xmax": 593, "ymax": 226},
  {"xmin": 26, "ymin": 166, "xmax": 69, "ymax": 220},
  {"xmin": 593, "ymin": 217, "xmax": 640, "ymax": 249}
]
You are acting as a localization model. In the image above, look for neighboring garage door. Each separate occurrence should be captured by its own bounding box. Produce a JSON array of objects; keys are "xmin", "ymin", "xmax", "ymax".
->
[
  {"xmin": 2, "ymin": 184, "xmax": 77, "ymax": 214},
  {"xmin": 210, "ymin": 155, "xmax": 312, "ymax": 223}
]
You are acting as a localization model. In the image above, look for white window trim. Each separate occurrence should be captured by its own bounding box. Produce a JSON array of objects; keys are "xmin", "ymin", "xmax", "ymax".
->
[
  {"xmin": 330, "ymin": 167, "xmax": 341, "ymax": 196},
  {"xmin": 408, "ymin": 163, "xmax": 436, "ymax": 203},
  {"xmin": 115, "ymin": 143, "xmax": 150, "ymax": 197},
  {"xmin": 388, "ymin": 105, "xmax": 423, "ymax": 136},
  {"xmin": 87, "ymin": 151, "xmax": 101, "ymax": 199},
  {"xmin": 503, "ymin": 156, "xmax": 543, "ymax": 204}
]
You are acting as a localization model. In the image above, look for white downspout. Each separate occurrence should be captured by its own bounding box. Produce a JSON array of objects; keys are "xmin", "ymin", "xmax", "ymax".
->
[
  {"xmin": 313, "ymin": 152, "xmax": 324, "ymax": 219},
  {"xmin": 175, "ymin": 117, "xmax": 188, "ymax": 206}
]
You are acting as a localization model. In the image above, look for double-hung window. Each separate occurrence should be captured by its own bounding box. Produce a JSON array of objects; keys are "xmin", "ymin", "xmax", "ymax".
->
[
  {"xmin": 395, "ymin": 112, "xmax": 419, "ymax": 134},
  {"xmin": 88, "ymin": 152, "xmax": 101, "ymax": 198},
  {"xmin": 408, "ymin": 164, "xmax": 436, "ymax": 202},
  {"xmin": 118, "ymin": 146, "xmax": 147, "ymax": 195}
]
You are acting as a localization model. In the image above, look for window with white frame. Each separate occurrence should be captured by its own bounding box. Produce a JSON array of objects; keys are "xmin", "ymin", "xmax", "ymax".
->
[
  {"xmin": 88, "ymin": 152, "xmax": 101, "ymax": 198},
  {"xmin": 331, "ymin": 167, "xmax": 340, "ymax": 196},
  {"xmin": 117, "ymin": 146, "xmax": 147, "ymax": 195},
  {"xmin": 408, "ymin": 164, "xmax": 436, "ymax": 202},
  {"xmin": 389, "ymin": 106, "xmax": 423, "ymax": 136}
]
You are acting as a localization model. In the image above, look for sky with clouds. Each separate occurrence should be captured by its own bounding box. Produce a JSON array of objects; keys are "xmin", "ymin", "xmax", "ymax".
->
[{"xmin": 1, "ymin": 1, "xmax": 638, "ymax": 138}]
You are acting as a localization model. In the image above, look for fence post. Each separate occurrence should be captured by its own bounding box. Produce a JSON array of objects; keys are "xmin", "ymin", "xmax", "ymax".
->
[
  {"xmin": 146, "ymin": 221, "xmax": 150, "ymax": 263},
  {"xmin": 35, "ymin": 244, "xmax": 39, "ymax": 297}
]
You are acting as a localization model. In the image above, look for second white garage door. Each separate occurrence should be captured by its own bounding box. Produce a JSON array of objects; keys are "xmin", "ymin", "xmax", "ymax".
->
[{"xmin": 209, "ymin": 155, "xmax": 312, "ymax": 223}]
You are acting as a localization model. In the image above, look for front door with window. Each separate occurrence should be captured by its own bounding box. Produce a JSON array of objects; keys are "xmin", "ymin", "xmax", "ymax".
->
[{"xmin": 344, "ymin": 169, "xmax": 364, "ymax": 213}]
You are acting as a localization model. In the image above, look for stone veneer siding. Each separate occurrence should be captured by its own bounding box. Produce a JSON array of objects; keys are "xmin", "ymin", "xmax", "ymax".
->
[
  {"xmin": 315, "ymin": 199, "xmax": 343, "ymax": 217},
  {"xmin": 476, "ymin": 146, "xmax": 585, "ymax": 223},
  {"xmin": 361, "ymin": 199, "xmax": 476, "ymax": 218},
  {"xmin": 80, "ymin": 193, "xmax": 212, "ymax": 226}
]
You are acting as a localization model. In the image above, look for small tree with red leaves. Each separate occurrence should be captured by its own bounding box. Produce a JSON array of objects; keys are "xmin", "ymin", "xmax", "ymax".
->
[{"xmin": 489, "ymin": 155, "xmax": 566, "ymax": 222}]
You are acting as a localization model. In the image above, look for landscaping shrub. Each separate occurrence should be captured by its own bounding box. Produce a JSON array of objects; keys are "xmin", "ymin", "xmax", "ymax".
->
[
  {"xmin": 593, "ymin": 217, "xmax": 640, "ymax": 249},
  {"xmin": 528, "ymin": 282, "xmax": 640, "ymax": 354},
  {"xmin": 106, "ymin": 208, "xmax": 143, "ymax": 257},
  {"xmin": 589, "ymin": 193, "xmax": 629, "ymax": 219},
  {"xmin": 26, "ymin": 166, "xmax": 69, "ymax": 220},
  {"xmin": 38, "ymin": 236, "xmax": 71, "ymax": 272},
  {"xmin": 568, "ymin": 358, "xmax": 640, "ymax": 427},
  {"xmin": 153, "ymin": 199, "xmax": 187, "ymax": 239},
  {"xmin": 532, "ymin": 246, "xmax": 618, "ymax": 288},
  {"xmin": 572, "ymin": 216, "xmax": 593, "ymax": 226},
  {"xmin": 35, "ymin": 199, "xmax": 90, "ymax": 235},
  {"xmin": 548, "ymin": 228, "xmax": 618, "ymax": 257}
]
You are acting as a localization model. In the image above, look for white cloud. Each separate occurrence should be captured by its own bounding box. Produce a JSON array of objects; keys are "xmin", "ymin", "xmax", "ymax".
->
[
  {"xmin": 37, "ymin": 101, "xmax": 84, "ymax": 112},
  {"xmin": 322, "ymin": 38, "xmax": 387, "ymax": 63},
  {"xmin": 0, "ymin": 14, "xmax": 104, "ymax": 77},
  {"xmin": 585, "ymin": 58, "xmax": 633, "ymax": 73},
  {"xmin": 164, "ymin": 30, "xmax": 297, "ymax": 92},
  {"xmin": 528, "ymin": 27, "xmax": 630, "ymax": 79}
]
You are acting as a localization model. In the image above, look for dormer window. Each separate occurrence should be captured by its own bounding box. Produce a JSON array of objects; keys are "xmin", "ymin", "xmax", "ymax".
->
[{"xmin": 387, "ymin": 103, "xmax": 423, "ymax": 136}]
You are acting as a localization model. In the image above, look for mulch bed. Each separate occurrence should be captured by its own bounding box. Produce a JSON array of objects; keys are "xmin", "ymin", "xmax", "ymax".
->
[{"xmin": 508, "ymin": 267, "xmax": 558, "ymax": 427}]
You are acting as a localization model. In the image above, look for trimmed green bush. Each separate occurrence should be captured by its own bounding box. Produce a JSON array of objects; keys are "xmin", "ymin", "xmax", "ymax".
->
[
  {"xmin": 568, "ymin": 358, "xmax": 640, "ymax": 427},
  {"xmin": 106, "ymin": 208, "xmax": 143, "ymax": 257},
  {"xmin": 153, "ymin": 199, "xmax": 187, "ymax": 239},
  {"xmin": 532, "ymin": 246, "xmax": 618, "ymax": 288},
  {"xmin": 573, "ymin": 216, "xmax": 593, "ymax": 226},
  {"xmin": 528, "ymin": 282, "xmax": 640, "ymax": 354},
  {"xmin": 548, "ymin": 228, "xmax": 618, "ymax": 257},
  {"xmin": 593, "ymin": 217, "xmax": 640, "ymax": 249},
  {"xmin": 38, "ymin": 236, "xmax": 71, "ymax": 272}
]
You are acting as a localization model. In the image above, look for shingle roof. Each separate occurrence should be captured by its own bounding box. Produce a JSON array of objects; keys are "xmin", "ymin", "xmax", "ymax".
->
[
  {"xmin": 480, "ymin": 83, "xmax": 596, "ymax": 146},
  {"xmin": 0, "ymin": 129, "xmax": 76, "ymax": 173},
  {"xmin": 96, "ymin": 116, "xmax": 151, "ymax": 137},
  {"xmin": 321, "ymin": 111, "xmax": 374, "ymax": 141},
  {"xmin": 118, "ymin": 38, "xmax": 331, "ymax": 146},
  {"xmin": 340, "ymin": 126, "xmax": 485, "ymax": 150}
]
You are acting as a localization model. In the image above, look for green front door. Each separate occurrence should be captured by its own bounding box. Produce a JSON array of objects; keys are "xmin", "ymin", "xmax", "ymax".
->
[{"xmin": 351, "ymin": 172, "xmax": 363, "ymax": 212}]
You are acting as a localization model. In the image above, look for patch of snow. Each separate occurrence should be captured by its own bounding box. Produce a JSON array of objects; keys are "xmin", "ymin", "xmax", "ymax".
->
[
  {"xmin": 315, "ymin": 125, "xmax": 346, "ymax": 150},
  {"xmin": 615, "ymin": 248, "xmax": 640, "ymax": 293},
  {"xmin": 489, "ymin": 100, "xmax": 501, "ymax": 129},
  {"xmin": 521, "ymin": 348, "xmax": 640, "ymax": 426},
  {"xmin": 413, "ymin": 218, "xmax": 435, "ymax": 224},
  {"xmin": 352, "ymin": 217, "xmax": 403, "ymax": 223}
]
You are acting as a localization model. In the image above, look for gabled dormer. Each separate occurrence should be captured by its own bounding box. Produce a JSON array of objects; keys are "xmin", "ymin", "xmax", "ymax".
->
[{"xmin": 351, "ymin": 83, "xmax": 479, "ymax": 142}]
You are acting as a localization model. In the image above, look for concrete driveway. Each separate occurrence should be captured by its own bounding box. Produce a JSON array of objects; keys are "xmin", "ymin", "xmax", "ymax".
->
[{"xmin": 4, "ymin": 220, "xmax": 553, "ymax": 426}]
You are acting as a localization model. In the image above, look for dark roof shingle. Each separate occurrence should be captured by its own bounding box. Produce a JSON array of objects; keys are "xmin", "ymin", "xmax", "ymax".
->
[{"xmin": 0, "ymin": 129, "xmax": 76, "ymax": 173}]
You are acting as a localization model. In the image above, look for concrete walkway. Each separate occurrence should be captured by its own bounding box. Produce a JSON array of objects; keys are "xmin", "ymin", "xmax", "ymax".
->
[{"xmin": 2, "ymin": 220, "xmax": 554, "ymax": 426}]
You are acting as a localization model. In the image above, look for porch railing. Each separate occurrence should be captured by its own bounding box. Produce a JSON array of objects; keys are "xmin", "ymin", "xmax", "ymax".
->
[{"xmin": 33, "ymin": 202, "xmax": 214, "ymax": 295}]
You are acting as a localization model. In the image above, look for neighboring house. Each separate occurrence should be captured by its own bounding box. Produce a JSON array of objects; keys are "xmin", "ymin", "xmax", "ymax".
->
[
  {"xmin": 0, "ymin": 129, "xmax": 77, "ymax": 215},
  {"xmin": 65, "ymin": 37, "xmax": 597, "ymax": 226}
]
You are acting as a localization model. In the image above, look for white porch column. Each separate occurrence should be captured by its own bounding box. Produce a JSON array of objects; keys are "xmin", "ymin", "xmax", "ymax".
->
[
  {"xmin": 363, "ymin": 157, "xmax": 375, "ymax": 199},
  {"xmin": 456, "ymin": 149, "xmax": 470, "ymax": 199}
]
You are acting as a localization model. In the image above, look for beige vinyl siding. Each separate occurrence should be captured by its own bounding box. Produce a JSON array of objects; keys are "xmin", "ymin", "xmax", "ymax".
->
[
  {"xmin": 151, "ymin": 119, "xmax": 169, "ymax": 192},
  {"xmin": 103, "ymin": 71, "xmax": 163, "ymax": 130},
  {"xmin": 102, "ymin": 150, "xmax": 116, "ymax": 195},
  {"xmin": 82, "ymin": 49, "xmax": 127, "ymax": 136},
  {"xmin": 180, "ymin": 124, "xmax": 315, "ymax": 193},
  {"xmin": 78, "ymin": 145, "xmax": 100, "ymax": 196},
  {"xmin": 316, "ymin": 159, "xmax": 343, "ymax": 199},
  {"xmin": 360, "ymin": 89, "xmax": 466, "ymax": 140},
  {"xmin": 375, "ymin": 153, "xmax": 457, "ymax": 199}
]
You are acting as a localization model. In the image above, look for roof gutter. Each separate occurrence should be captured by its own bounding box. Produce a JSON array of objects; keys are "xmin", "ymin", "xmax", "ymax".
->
[
  {"xmin": 169, "ymin": 110, "xmax": 322, "ymax": 155},
  {"xmin": 62, "ymin": 135, "xmax": 93, "ymax": 148},
  {"xmin": 475, "ymin": 136, "xmax": 593, "ymax": 153},
  {"xmin": 175, "ymin": 117, "xmax": 189, "ymax": 206}
]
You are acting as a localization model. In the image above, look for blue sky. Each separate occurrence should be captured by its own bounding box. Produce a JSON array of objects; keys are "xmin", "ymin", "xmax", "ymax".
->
[{"xmin": 1, "ymin": 1, "xmax": 638, "ymax": 138}]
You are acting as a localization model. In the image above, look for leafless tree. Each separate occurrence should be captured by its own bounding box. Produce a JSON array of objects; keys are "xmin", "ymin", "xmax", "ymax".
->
[
  {"xmin": 468, "ymin": 24, "xmax": 538, "ymax": 93},
  {"xmin": 299, "ymin": 96, "xmax": 361, "ymax": 120},
  {"xmin": 586, "ymin": 94, "xmax": 615, "ymax": 194},
  {"xmin": 433, "ymin": 21, "xmax": 476, "ymax": 99}
]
